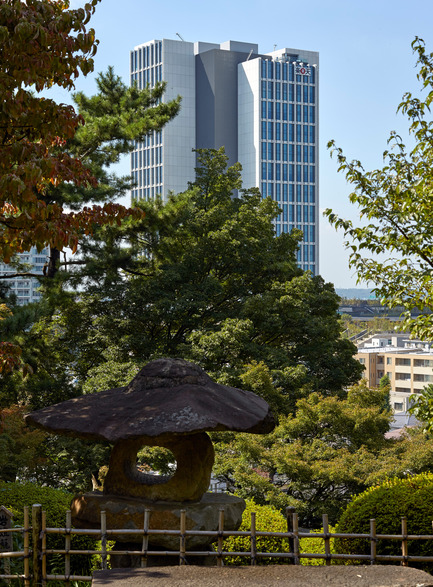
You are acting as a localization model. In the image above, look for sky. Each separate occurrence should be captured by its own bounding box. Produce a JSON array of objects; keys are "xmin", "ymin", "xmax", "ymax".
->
[{"xmin": 61, "ymin": 0, "xmax": 433, "ymax": 288}]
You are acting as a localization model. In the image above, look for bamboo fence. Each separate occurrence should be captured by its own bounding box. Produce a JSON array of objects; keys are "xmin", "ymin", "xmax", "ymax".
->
[{"xmin": 1, "ymin": 504, "xmax": 433, "ymax": 584}]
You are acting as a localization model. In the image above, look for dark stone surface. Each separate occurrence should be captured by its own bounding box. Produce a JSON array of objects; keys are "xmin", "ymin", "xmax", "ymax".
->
[
  {"xmin": 92, "ymin": 565, "xmax": 433, "ymax": 587},
  {"xmin": 25, "ymin": 358, "xmax": 275, "ymax": 442},
  {"xmin": 71, "ymin": 492, "xmax": 245, "ymax": 549}
]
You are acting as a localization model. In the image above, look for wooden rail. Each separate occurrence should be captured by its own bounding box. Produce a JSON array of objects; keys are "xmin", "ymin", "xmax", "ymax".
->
[{"xmin": 1, "ymin": 505, "xmax": 433, "ymax": 583}]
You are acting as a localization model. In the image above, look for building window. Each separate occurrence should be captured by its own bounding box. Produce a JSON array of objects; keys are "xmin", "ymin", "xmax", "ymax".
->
[
  {"xmin": 414, "ymin": 374, "xmax": 433, "ymax": 382},
  {"xmin": 395, "ymin": 373, "xmax": 411, "ymax": 381},
  {"xmin": 394, "ymin": 402, "xmax": 404, "ymax": 412},
  {"xmin": 309, "ymin": 86, "xmax": 315, "ymax": 103},
  {"xmin": 386, "ymin": 357, "xmax": 392, "ymax": 365},
  {"xmin": 267, "ymin": 81, "xmax": 273, "ymax": 100},
  {"xmin": 414, "ymin": 359, "xmax": 433, "ymax": 367},
  {"xmin": 396, "ymin": 358, "xmax": 411, "ymax": 366}
]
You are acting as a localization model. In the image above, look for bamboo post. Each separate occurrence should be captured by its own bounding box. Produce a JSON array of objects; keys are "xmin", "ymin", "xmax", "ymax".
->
[
  {"xmin": 322, "ymin": 514, "xmax": 331, "ymax": 566},
  {"xmin": 401, "ymin": 516, "xmax": 408, "ymax": 567},
  {"xmin": 179, "ymin": 510, "xmax": 186, "ymax": 565},
  {"xmin": 141, "ymin": 509, "xmax": 150, "ymax": 568},
  {"xmin": 370, "ymin": 519, "xmax": 376, "ymax": 565},
  {"xmin": 32, "ymin": 504, "xmax": 42, "ymax": 586},
  {"xmin": 292, "ymin": 510, "xmax": 300, "ymax": 565},
  {"xmin": 100, "ymin": 511, "xmax": 107, "ymax": 570},
  {"xmin": 23, "ymin": 507, "xmax": 30, "ymax": 587},
  {"xmin": 285, "ymin": 506, "xmax": 296, "ymax": 565},
  {"xmin": 217, "ymin": 508, "xmax": 224, "ymax": 567},
  {"xmin": 65, "ymin": 510, "xmax": 71, "ymax": 585},
  {"xmin": 250, "ymin": 511, "xmax": 257, "ymax": 566},
  {"xmin": 41, "ymin": 511, "xmax": 47, "ymax": 586}
]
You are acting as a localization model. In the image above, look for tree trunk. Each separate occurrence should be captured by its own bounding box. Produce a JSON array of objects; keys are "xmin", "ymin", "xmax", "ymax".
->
[{"xmin": 45, "ymin": 246, "xmax": 60, "ymax": 278}]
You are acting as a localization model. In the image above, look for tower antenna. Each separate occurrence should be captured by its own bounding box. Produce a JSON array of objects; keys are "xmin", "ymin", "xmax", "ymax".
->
[{"xmin": 176, "ymin": 33, "xmax": 185, "ymax": 42}]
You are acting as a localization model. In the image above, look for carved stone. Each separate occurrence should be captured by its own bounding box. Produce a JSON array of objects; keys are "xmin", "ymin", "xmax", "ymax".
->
[
  {"xmin": 71, "ymin": 492, "xmax": 245, "ymax": 550},
  {"xmin": 104, "ymin": 432, "xmax": 214, "ymax": 502}
]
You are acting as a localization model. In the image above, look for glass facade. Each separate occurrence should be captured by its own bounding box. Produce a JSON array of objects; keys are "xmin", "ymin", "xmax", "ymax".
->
[
  {"xmin": 259, "ymin": 57, "xmax": 317, "ymax": 274},
  {"xmin": 130, "ymin": 40, "xmax": 319, "ymax": 274},
  {"xmin": 130, "ymin": 41, "xmax": 163, "ymax": 202}
]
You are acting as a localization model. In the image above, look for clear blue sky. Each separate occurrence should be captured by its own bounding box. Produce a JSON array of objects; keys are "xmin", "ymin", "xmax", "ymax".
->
[{"xmin": 63, "ymin": 0, "xmax": 433, "ymax": 288}]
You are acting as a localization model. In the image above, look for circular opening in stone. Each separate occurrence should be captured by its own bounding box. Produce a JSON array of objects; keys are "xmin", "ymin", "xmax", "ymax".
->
[{"xmin": 136, "ymin": 446, "xmax": 177, "ymax": 484}]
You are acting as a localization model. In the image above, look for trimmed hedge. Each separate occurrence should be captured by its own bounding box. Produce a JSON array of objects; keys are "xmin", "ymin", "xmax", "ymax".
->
[
  {"xmin": 335, "ymin": 473, "xmax": 433, "ymax": 571},
  {"xmin": 0, "ymin": 481, "xmax": 96, "ymax": 577},
  {"xmin": 222, "ymin": 499, "xmax": 290, "ymax": 565}
]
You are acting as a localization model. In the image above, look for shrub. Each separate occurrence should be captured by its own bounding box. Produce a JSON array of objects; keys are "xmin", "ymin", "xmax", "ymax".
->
[
  {"xmin": 299, "ymin": 526, "xmax": 336, "ymax": 566},
  {"xmin": 0, "ymin": 481, "xmax": 97, "ymax": 579},
  {"xmin": 222, "ymin": 499, "xmax": 290, "ymax": 565},
  {"xmin": 335, "ymin": 473, "xmax": 433, "ymax": 571}
]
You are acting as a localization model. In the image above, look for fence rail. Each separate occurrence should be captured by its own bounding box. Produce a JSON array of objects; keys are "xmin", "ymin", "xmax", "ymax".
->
[{"xmin": 1, "ymin": 504, "xmax": 433, "ymax": 584}]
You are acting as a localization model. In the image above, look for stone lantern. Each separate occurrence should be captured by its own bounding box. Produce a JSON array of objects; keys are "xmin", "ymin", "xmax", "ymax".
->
[{"xmin": 25, "ymin": 358, "xmax": 275, "ymax": 563}]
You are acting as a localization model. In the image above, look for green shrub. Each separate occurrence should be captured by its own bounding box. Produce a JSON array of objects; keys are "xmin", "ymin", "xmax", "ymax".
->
[
  {"xmin": 299, "ymin": 527, "xmax": 336, "ymax": 566},
  {"xmin": 0, "ymin": 481, "xmax": 96, "ymax": 579},
  {"xmin": 222, "ymin": 499, "xmax": 290, "ymax": 565},
  {"xmin": 335, "ymin": 473, "xmax": 433, "ymax": 571}
]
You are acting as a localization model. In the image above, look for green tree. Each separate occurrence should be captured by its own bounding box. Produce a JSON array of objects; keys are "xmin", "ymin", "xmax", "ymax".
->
[
  {"xmin": 22, "ymin": 148, "xmax": 362, "ymax": 409},
  {"xmin": 5, "ymin": 149, "xmax": 364, "ymax": 492},
  {"xmin": 213, "ymin": 378, "xmax": 392, "ymax": 525},
  {"xmin": 409, "ymin": 384, "xmax": 433, "ymax": 432},
  {"xmin": 325, "ymin": 38, "xmax": 433, "ymax": 341},
  {"xmin": 0, "ymin": 66, "xmax": 180, "ymax": 375}
]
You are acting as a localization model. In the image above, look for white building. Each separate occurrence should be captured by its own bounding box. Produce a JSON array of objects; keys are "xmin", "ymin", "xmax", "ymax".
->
[
  {"xmin": 0, "ymin": 247, "xmax": 48, "ymax": 305},
  {"xmin": 356, "ymin": 333, "xmax": 433, "ymax": 413},
  {"xmin": 130, "ymin": 39, "xmax": 319, "ymax": 274}
]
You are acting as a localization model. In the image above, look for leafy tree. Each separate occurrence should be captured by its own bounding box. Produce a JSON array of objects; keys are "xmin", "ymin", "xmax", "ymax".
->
[
  {"xmin": 4, "ymin": 149, "xmax": 365, "ymax": 493},
  {"xmin": 409, "ymin": 384, "xmax": 433, "ymax": 432},
  {"xmin": 0, "ymin": 405, "xmax": 46, "ymax": 481},
  {"xmin": 325, "ymin": 38, "xmax": 433, "ymax": 341},
  {"xmin": 213, "ymin": 378, "xmax": 393, "ymax": 525},
  {"xmin": 0, "ymin": 0, "xmax": 131, "ymax": 259},
  {"xmin": 0, "ymin": 55, "xmax": 180, "ymax": 371},
  {"xmin": 19, "ymin": 148, "xmax": 362, "ymax": 410}
]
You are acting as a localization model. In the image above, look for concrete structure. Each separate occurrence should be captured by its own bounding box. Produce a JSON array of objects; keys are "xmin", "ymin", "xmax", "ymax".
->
[
  {"xmin": 0, "ymin": 247, "xmax": 48, "ymax": 305},
  {"xmin": 130, "ymin": 39, "xmax": 319, "ymax": 274},
  {"xmin": 356, "ymin": 333, "xmax": 433, "ymax": 413}
]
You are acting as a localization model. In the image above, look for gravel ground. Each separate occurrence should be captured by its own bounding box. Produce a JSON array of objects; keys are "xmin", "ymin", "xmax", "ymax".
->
[{"xmin": 92, "ymin": 565, "xmax": 433, "ymax": 586}]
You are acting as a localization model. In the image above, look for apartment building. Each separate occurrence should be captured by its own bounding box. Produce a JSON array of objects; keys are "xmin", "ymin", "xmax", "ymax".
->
[
  {"xmin": 0, "ymin": 246, "xmax": 48, "ymax": 305},
  {"xmin": 356, "ymin": 333, "xmax": 433, "ymax": 412}
]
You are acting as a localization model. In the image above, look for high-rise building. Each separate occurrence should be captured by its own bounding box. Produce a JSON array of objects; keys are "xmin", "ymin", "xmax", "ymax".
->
[
  {"xmin": 130, "ymin": 39, "xmax": 319, "ymax": 273},
  {"xmin": 0, "ymin": 246, "xmax": 48, "ymax": 305}
]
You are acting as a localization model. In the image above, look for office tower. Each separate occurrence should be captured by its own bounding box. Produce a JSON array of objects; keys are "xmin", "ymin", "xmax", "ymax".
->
[
  {"xmin": 130, "ymin": 39, "xmax": 319, "ymax": 273},
  {"xmin": 0, "ymin": 246, "xmax": 48, "ymax": 305}
]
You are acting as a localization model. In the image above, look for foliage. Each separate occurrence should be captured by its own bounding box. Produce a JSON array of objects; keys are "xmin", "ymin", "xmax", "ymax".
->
[
  {"xmin": 214, "ymin": 379, "xmax": 393, "ymax": 526},
  {"xmin": 0, "ymin": 480, "xmax": 96, "ymax": 577},
  {"xmin": 0, "ymin": 405, "xmax": 46, "ymax": 482},
  {"xmin": 4, "ymin": 149, "xmax": 363, "ymax": 501},
  {"xmin": 409, "ymin": 384, "xmax": 433, "ymax": 432},
  {"xmin": 0, "ymin": 1, "xmax": 144, "ymax": 374},
  {"xmin": 24, "ymin": 148, "xmax": 361, "ymax": 411},
  {"xmin": 299, "ymin": 526, "xmax": 337, "ymax": 566},
  {"xmin": 335, "ymin": 473, "xmax": 433, "ymax": 571},
  {"xmin": 325, "ymin": 38, "xmax": 433, "ymax": 341},
  {"xmin": 0, "ymin": 0, "xmax": 134, "ymax": 259},
  {"xmin": 222, "ymin": 499, "xmax": 290, "ymax": 565}
]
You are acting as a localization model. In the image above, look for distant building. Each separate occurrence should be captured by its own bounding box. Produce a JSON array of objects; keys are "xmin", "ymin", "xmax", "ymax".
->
[
  {"xmin": 130, "ymin": 38, "xmax": 319, "ymax": 274},
  {"xmin": 356, "ymin": 333, "xmax": 433, "ymax": 413},
  {"xmin": 0, "ymin": 247, "xmax": 48, "ymax": 305}
]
